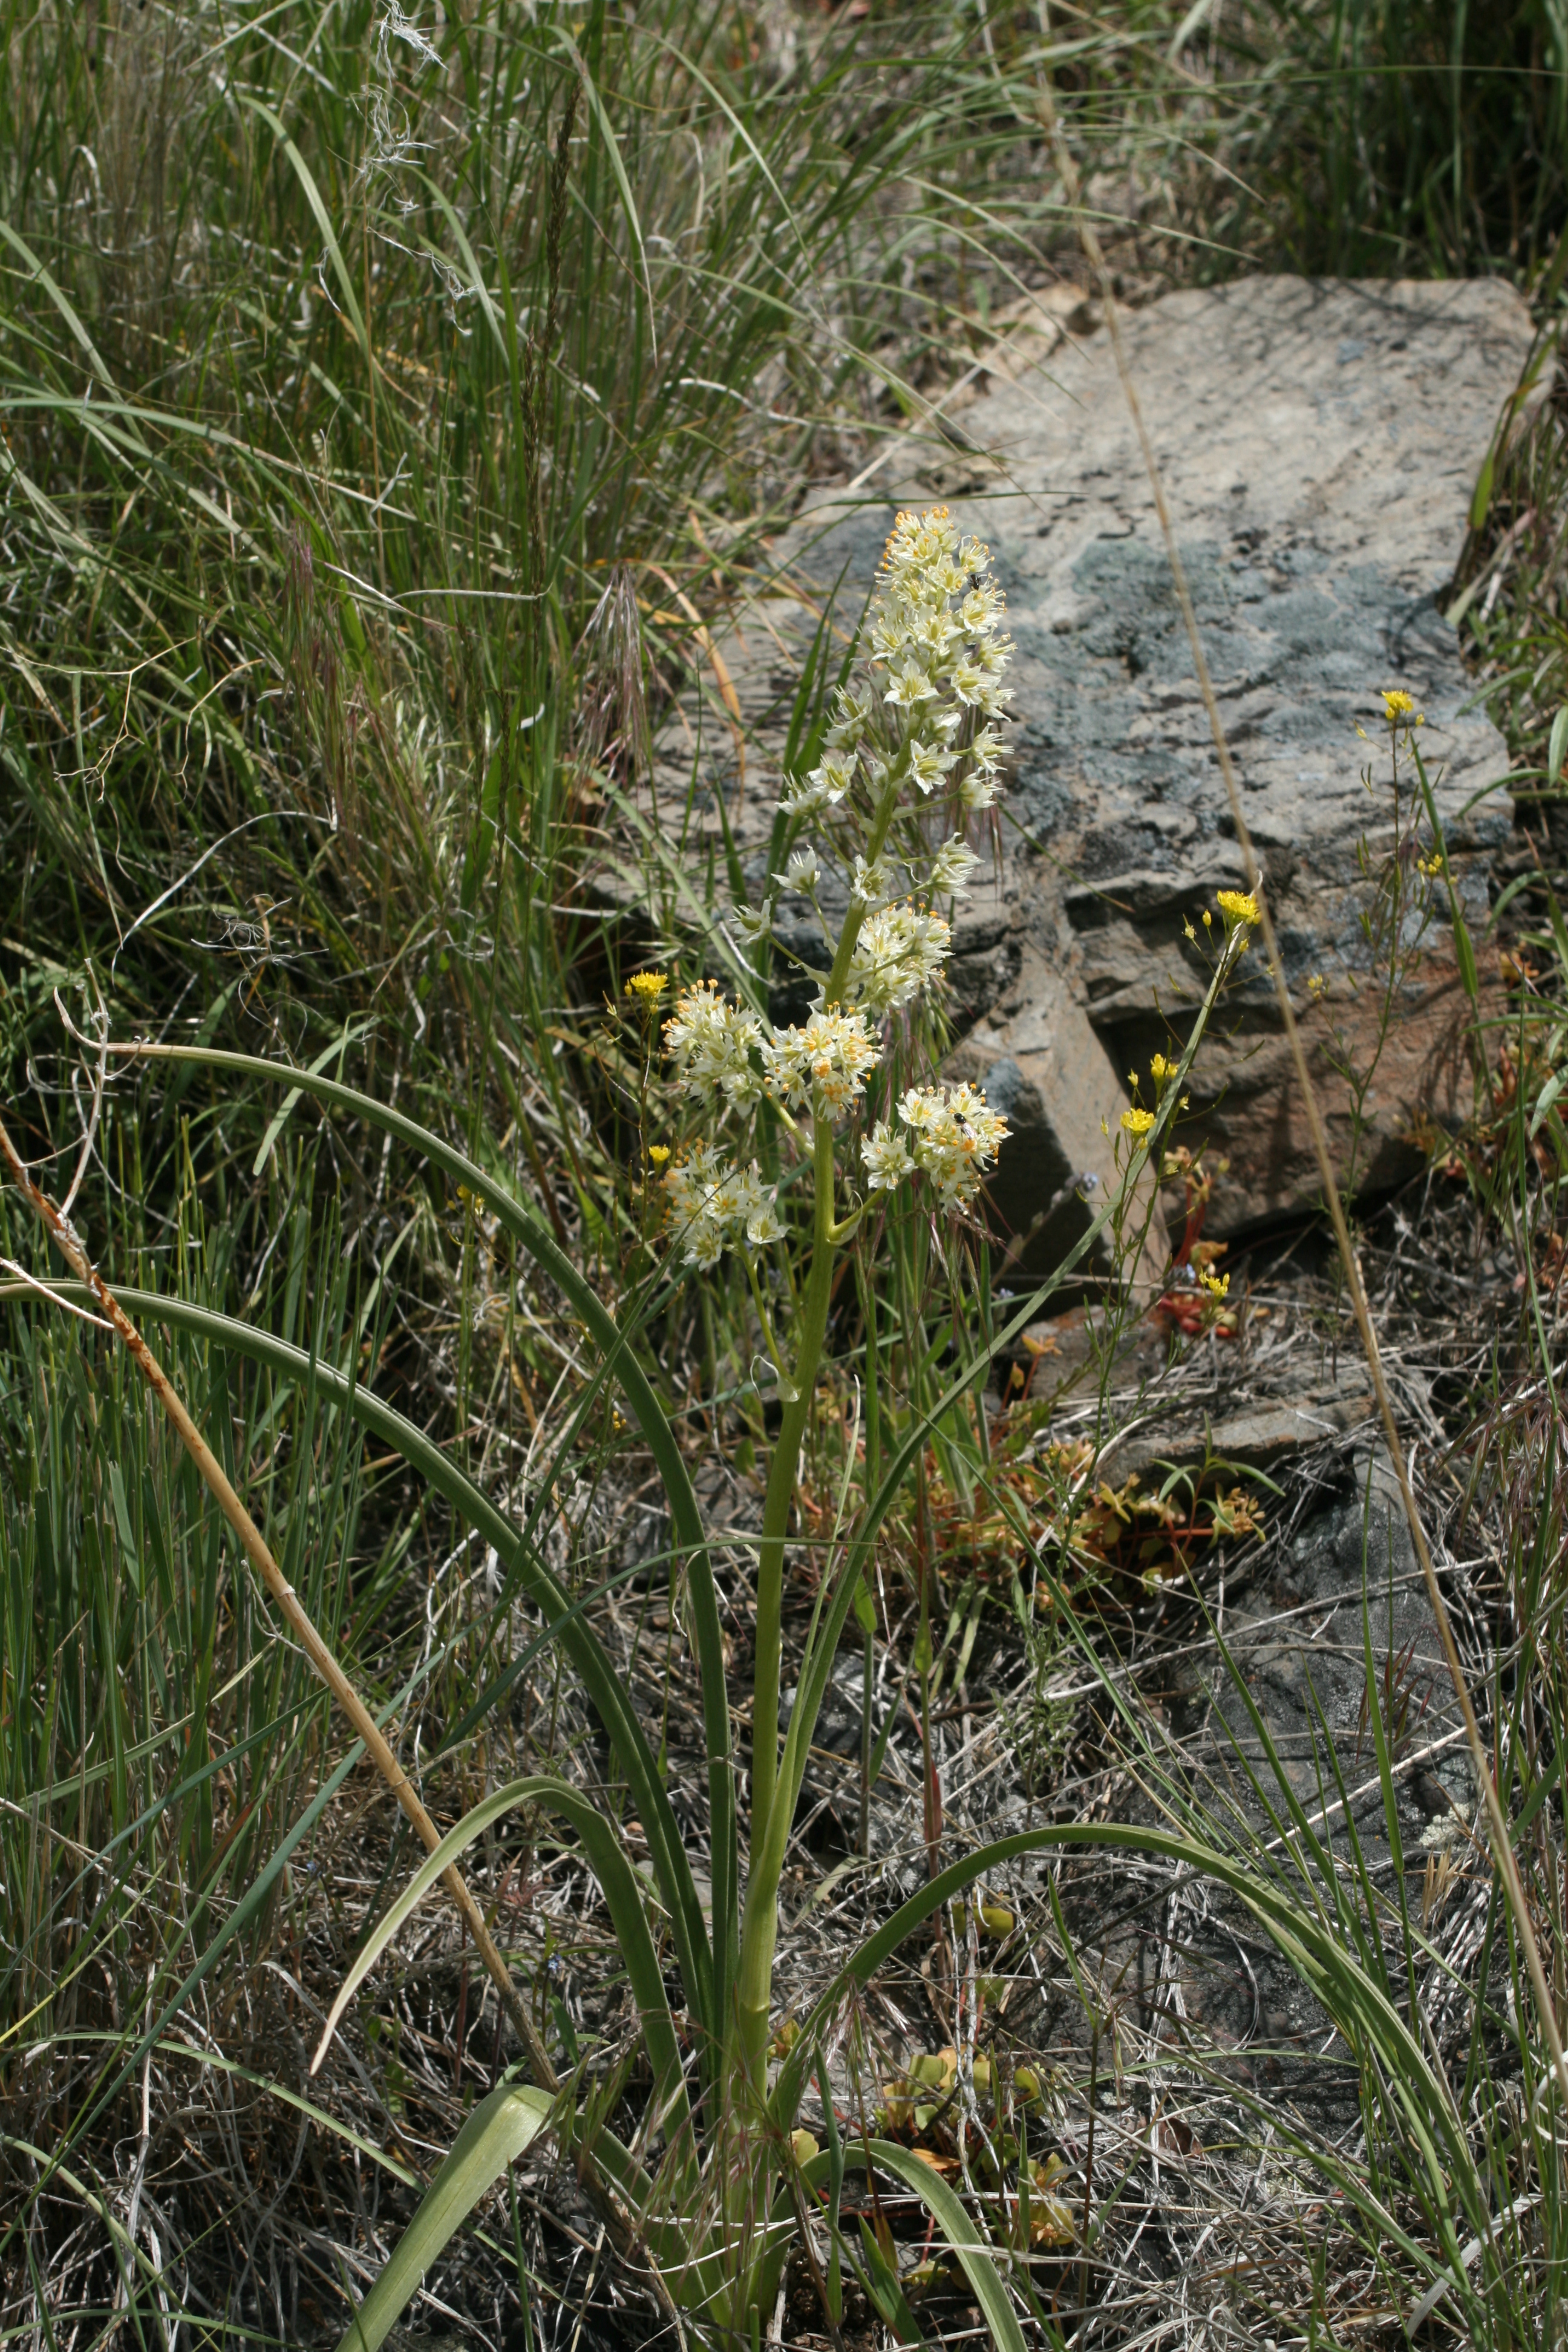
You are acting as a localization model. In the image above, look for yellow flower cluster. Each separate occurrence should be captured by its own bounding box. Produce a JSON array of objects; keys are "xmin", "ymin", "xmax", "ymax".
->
[
  {"xmin": 1215, "ymin": 889, "xmax": 1259, "ymax": 929},
  {"xmin": 627, "ymin": 969, "xmax": 668, "ymax": 1005}
]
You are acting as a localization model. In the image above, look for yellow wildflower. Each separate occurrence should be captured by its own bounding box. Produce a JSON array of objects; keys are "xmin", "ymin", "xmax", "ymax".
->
[
  {"xmin": 1382, "ymin": 688, "xmax": 1415, "ymax": 720},
  {"xmin": 1216, "ymin": 889, "xmax": 1260, "ymax": 929},
  {"xmin": 1120, "ymin": 1106, "xmax": 1156, "ymax": 1139},
  {"xmin": 1417, "ymin": 852, "xmax": 1444, "ymax": 878},
  {"xmin": 1307, "ymin": 973, "xmax": 1328, "ymax": 1000},
  {"xmin": 627, "ymin": 969, "xmax": 670, "ymax": 1007},
  {"xmin": 1149, "ymin": 1053, "xmax": 1175, "ymax": 1085},
  {"xmin": 648, "ymin": 1143, "xmax": 671, "ymax": 1165},
  {"xmin": 1200, "ymin": 1267, "xmax": 1229, "ymax": 1300},
  {"xmin": 1202, "ymin": 909, "xmax": 1212, "ymax": 929}
]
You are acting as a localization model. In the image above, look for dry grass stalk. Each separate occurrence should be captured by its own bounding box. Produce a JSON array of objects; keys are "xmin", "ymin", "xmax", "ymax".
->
[{"xmin": 0, "ymin": 1103, "xmax": 560, "ymax": 2097}]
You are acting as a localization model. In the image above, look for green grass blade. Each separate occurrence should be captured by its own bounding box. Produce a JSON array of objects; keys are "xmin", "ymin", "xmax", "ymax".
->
[
  {"xmin": 236, "ymin": 96, "xmax": 370, "ymax": 352},
  {"xmin": 117, "ymin": 1045, "xmax": 734, "ymax": 2019},
  {"xmin": 860, "ymin": 2141, "xmax": 1027, "ymax": 2352},
  {"xmin": 334, "ymin": 2084, "xmax": 555, "ymax": 2352},
  {"xmin": 773, "ymin": 1818, "xmax": 1476, "ymax": 2282}
]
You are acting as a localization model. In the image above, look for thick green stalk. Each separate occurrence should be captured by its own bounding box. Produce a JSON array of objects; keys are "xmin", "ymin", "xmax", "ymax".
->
[
  {"xmin": 744, "ymin": 757, "xmax": 904, "ymax": 1901},
  {"xmin": 745, "ymin": 1111, "xmax": 836, "ymax": 1941}
]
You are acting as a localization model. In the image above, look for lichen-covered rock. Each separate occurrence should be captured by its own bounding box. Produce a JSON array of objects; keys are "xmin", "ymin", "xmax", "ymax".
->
[{"xmin": 942, "ymin": 273, "xmax": 1531, "ymax": 1240}]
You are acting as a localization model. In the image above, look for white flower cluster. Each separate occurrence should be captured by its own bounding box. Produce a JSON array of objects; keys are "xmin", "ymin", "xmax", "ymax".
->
[
  {"xmin": 860, "ymin": 1082, "xmax": 1010, "ymax": 1212},
  {"xmin": 760, "ymin": 1005, "xmax": 880, "ymax": 1119},
  {"xmin": 664, "ymin": 1144, "xmax": 785, "ymax": 1269},
  {"xmin": 846, "ymin": 905, "xmax": 951, "ymax": 1018},
  {"xmin": 659, "ymin": 509, "xmax": 1014, "ymax": 1267},
  {"xmin": 867, "ymin": 511, "xmax": 1012, "ymax": 731},
  {"xmin": 735, "ymin": 507, "xmax": 1012, "ymax": 958},
  {"xmin": 662, "ymin": 980, "xmax": 762, "ymax": 1104}
]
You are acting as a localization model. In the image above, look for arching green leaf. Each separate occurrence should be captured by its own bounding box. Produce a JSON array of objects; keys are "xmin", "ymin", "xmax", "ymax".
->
[
  {"xmin": 314, "ymin": 1773, "xmax": 690, "ymax": 2161},
  {"xmin": 121, "ymin": 1042, "xmax": 737, "ymax": 2049},
  {"xmin": 34, "ymin": 1276, "xmax": 714, "ymax": 2061}
]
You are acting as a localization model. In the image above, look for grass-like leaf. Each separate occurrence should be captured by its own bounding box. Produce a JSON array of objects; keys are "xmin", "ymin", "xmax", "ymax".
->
[{"xmin": 333, "ymin": 2084, "xmax": 555, "ymax": 2352}]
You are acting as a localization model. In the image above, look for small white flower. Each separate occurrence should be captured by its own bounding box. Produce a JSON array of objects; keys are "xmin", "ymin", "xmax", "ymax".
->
[
  {"xmin": 897, "ymin": 1080, "xmax": 1009, "ymax": 1210},
  {"xmin": 850, "ymin": 854, "xmax": 892, "ymax": 907},
  {"xmin": 958, "ymin": 769, "xmax": 998, "ymax": 812},
  {"xmin": 828, "ymin": 686, "xmax": 874, "ymax": 748},
  {"xmin": 664, "ymin": 1149, "xmax": 779, "ymax": 1265},
  {"xmin": 928, "ymin": 835, "xmax": 981, "ymax": 897},
  {"xmin": 869, "ymin": 612, "xmax": 909, "ymax": 664},
  {"xmin": 915, "ymin": 609, "xmax": 963, "ymax": 664},
  {"xmin": 778, "ymin": 848, "xmax": 820, "ymax": 894},
  {"xmin": 746, "ymin": 1198, "xmax": 785, "ymax": 1246},
  {"xmin": 951, "ymin": 659, "xmax": 987, "ymax": 707},
  {"xmin": 761, "ymin": 1005, "xmax": 881, "ymax": 1120},
  {"xmin": 910, "ymin": 740, "xmax": 957, "ymax": 795},
  {"xmin": 663, "ymin": 981, "xmax": 762, "ymax": 1103},
  {"xmin": 730, "ymin": 898, "xmax": 774, "ymax": 946},
  {"xmin": 884, "ymin": 659, "xmax": 936, "ymax": 710},
  {"xmin": 847, "ymin": 906, "xmax": 950, "ymax": 1014},
  {"xmin": 779, "ymin": 749, "xmax": 852, "ymax": 817},
  {"xmin": 861, "ymin": 1120, "xmax": 915, "ymax": 1191},
  {"xmin": 780, "ymin": 770, "xmax": 832, "ymax": 815},
  {"xmin": 961, "ymin": 585, "xmax": 1002, "ymax": 634}
]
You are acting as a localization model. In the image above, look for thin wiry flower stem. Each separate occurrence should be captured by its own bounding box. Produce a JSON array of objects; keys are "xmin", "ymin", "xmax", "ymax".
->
[{"xmin": 1034, "ymin": 31, "xmax": 1568, "ymax": 2115}]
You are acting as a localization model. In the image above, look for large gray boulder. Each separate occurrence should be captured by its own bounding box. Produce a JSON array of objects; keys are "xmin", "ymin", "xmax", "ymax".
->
[{"xmin": 651, "ymin": 276, "xmax": 1533, "ymax": 1271}]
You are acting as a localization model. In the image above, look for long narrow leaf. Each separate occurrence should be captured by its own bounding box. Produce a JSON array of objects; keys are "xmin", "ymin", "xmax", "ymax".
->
[
  {"xmin": 854, "ymin": 2142, "xmax": 1027, "ymax": 2352},
  {"xmin": 335, "ymin": 2085, "xmax": 555, "ymax": 2352},
  {"xmin": 28, "ymin": 1276, "xmax": 714, "ymax": 2060},
  {"xmin": 773, "ymin": 1815, "xmax": 1479, "ymax": 2284},
  {"xmin": 114, "ymin": 1045, "xmax": 734, "ymax": 2037},
  {"xmin": 314, "ymin": 1772, "xmax": 690, "ymax": 2161}
]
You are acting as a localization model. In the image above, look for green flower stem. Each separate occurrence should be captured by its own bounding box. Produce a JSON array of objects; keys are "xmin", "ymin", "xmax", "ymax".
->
[
  {"xmin": 745, "ymin": 1111, "xmax": 836, "ymax": 1941},
  {"xmin": 739, "ymin": 754, "xmax": 910, "ymax": 2088},
  {"xmin": 822, "ymin": 752, "xmax": 906, "ymax": 1006}
]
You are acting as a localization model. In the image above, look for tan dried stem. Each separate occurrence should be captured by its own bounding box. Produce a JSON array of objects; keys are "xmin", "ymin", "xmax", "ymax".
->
[
  {"xmin": 0, "ymin": 1104, "xmax": 558, "ymax": 2095},
  {"xmin": 1033, "ymin": 38, "xmax": 1568, "ymax": 2110}
]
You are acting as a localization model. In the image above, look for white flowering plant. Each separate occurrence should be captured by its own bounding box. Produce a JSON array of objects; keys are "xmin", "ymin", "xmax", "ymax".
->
[
  {"xmin": 132, "ymin": 515, "xmax": 1251, "ymax": 2351},
  {"xmin": 650, "ymin": 509, "xmax": 1018, "ymax": 2141},
  {"xmin": 654, "ymin": 504, "xmax": 1013, "ymax": 1290}
]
